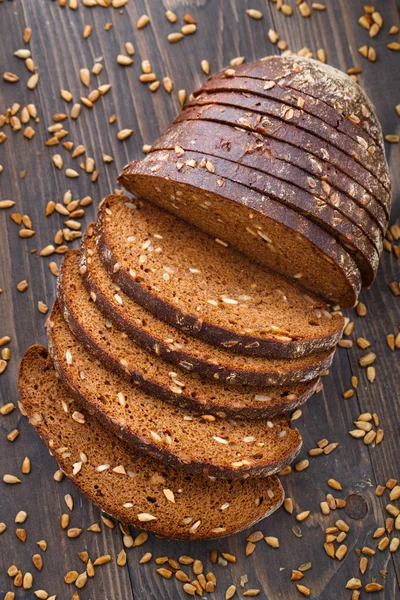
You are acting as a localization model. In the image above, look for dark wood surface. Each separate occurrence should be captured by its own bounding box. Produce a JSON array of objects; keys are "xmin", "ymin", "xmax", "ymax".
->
[{"xmin": 0, "ymin": 1, "xmax": 399, "ymax": 598}]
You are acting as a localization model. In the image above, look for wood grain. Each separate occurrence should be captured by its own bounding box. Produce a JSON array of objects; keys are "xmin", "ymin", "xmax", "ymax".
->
[{"xmin": 0, "ymin": 0, "xmax": 399, "ymax": 598}]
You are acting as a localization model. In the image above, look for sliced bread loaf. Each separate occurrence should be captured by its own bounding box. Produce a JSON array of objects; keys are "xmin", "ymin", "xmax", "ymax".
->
[
  {"xmin": 19, "ymin": 346, "xmax": 285, "ymax": 539},
  {"xmin": 47, "ymin": 306, "xmax": 303, "ymax": 479},
  {"xmin": 58, "ymin": 251, "xmax": 320, "ymax": 419},
  {"xmin": 195, "ymin": 75, "xmax": 390, "ymax": 193},
  {"xmin": 118, "ymin": 161, "xmax": 361, "ymax": 307},
  {"xmin": 203, "ymin": 59, "xmax": 381, "ymax": 152},
  {"xmin": 217, "ymin": 56, "xmax": 384, "ymax": 149},
  {"xmin": 176, "ymin": 103, "xmax": 386, "ymax": 240},
  {"xmin": 184, "ymin": 89, "xmax": 390, "ymax": 214},
  {"xmin": 81, "ymin": 230, "xmax": 336, "ymax": 386},
  {"xmin": 148, "ymin": 129, "xmax": 380, "ymax": 286},
  {"xmin": 182, "ymin": 92, "xmax": 389, "ymax": 228},
  {"xmin": 96, "ymin": 195, "xmax": 346, "ymax": 353}
]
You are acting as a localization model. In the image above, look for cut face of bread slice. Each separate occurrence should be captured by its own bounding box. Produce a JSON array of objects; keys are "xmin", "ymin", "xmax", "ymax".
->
[
  {"xmin": 96, "ymin": 194, "xmax": 345, "ymax": 355},
  {"xmin": 18, "ymin": 346, "xmax": 285, "ymax": 540},
  {"xmin": 148, "ymin": 130, "xmax": 379, "ymax": 286},
  {"xmin": 81, "ymin": 230, "xmax": 336, "ymax": 387},
  {"xmin": 118, "ymin": 160, "xmax": 361, "ymax": 308},
  {"xmin": 47, "ymin": 304, "xmax": 303, "ymax": 480},
  {"xmin": 58, "ymin": 251, "xmax": 320, "ymax": 419},
  {"xmin": 182, "ymin": 92, "xmax": 389, "ymax": 229}
]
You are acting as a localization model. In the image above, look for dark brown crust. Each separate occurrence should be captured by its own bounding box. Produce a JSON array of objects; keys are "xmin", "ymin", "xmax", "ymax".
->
[
  {"xmin": 118, "ymin": 162, "xmax": 361, "ymax": 308},
  {"xmin": 197, "ymin": 68, "xmax": 389, "ymax": 186},
  {"xmin": 57, "ymin": 252, "xmax": 320, "ymax": 419},
  {"xmin": 219, "ymin": 63, "xmax": 383, "ymax": 151},
  {"xmin": 218, "ymin": 56, "xmax": 384, "ymax": 149},
  {"xmin": 81, "ymin": 228, "xmax": 337, "ymax": 386},
  {"xmin": 195, "ymin": 71, "xmax": 390, "ymax": 195},
  {"xmin": 149, "ymin": 125, "xmax": 379, "ymax": 286},
  {"xmin": 47, "ymin": 318, "xmax": 303, "ymax": 480},
  {"xmin": 175, "ymin": 104, "xmax": 386, "ymax": 244},
  {"xmin": 96, "ymin": 196, "xmax": 348, "ymax": 353},
  {"xmin": 189, "ymin": 86, "xmax": 390, "ymax": 213},
  {"xmin": 18, "ymin": 346, "xmax": 285, "ymax": 540},
  {"xmin": 182, "ymin": 93, "xmax": 389, "ymax": 229}
]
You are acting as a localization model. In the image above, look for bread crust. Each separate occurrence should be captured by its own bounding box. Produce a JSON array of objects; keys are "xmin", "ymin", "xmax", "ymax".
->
[
  {"xmin": 194, "ymin": 62, "xmax": 390, "ymax": 191},
  {"xmin": 182, "ymin": 93, "xmax": 389, "ymax": 228},
  {"xmin": 176, "ymin": 103, "xmax": 386, "ymax": 242},
  {"xmin": 219, "ymin": 56, "xmax": 384, "ymax": 148},
  {"xmin": 188, "ymin": 88, "xmax": 390, "ymax": 213}
]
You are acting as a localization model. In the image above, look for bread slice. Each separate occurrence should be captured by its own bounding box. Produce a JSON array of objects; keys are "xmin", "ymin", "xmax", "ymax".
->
[
  {"xmin": 176, "ymin": 103, "xmax": 386, "ymax": 242},
  {"xmin": 58, "ymin": 251, "xmax": 320, "ymax": 419},
  {"xmin": 81, "ymin": 229, "xmax": 336, "ymax": 386},
  {"xmin": 47, "ymin": 306, "xmax": 303, "ymax": 479},
  {"xmin": 219, "ymin": 56, "xmax": 385, "ymax": 150},
  {"xmin": 148, "ymin": 130, "xmax": 379, "ymax": 286},
  {"xmin": 195, "ymin": 75, "xmax": 390, "ymax": 196},
  {"xmin": 19, "ymin": 346, "xmax": 285, "ymax": 539},
  {"xmin": 118, "ymin": 161, "xmax": 361, "ymax": 308},
  {"xmin": 96, "ymin": 195, "xmax": 346, "ymax": 354},
  {"xmin": 182, "ymin": 91, "xmax": 388, "ymax": 229}
]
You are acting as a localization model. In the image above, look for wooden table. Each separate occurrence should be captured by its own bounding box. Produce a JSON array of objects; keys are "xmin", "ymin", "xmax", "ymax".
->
[{"xmin": 0, "ymin": 1, "xmax": 399, "ymax": 598}]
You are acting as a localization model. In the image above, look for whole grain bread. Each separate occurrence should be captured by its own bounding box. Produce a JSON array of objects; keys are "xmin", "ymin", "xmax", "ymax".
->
[
  {"xmin": 182, "ymin": 92, "xmax": 389, "ymax": 228},
  {"xmin": 81, "ymin": 230, "xmax": 336, "ymax": 386},
  {"xmin": 47, "ymin": 306, "xmax": 303, "ymax": 479},
  {"xmin": 58, "ymin": 251, "xmax": 320, "ymax": 419},
  {"xmin": 195, "ymin": 73, "xmax": 389, "ymax": 192},
  {"xmin": 96, "ymin": 195, "xmax": 346, "ymax": 353},
  {"xmin": 185, "ymin": 89, "xmax": 390, "ymax": 214},
  {"xmin": 219, "ymin": 56, "xmax": 384, "ymax": 149},
  {"xmin": 175, "ymin": 103, "xmax": 386, "ymax": 243},
  {"xmin": 19, "ymin": 345, "xmax": 285, "ymax": 539},
  {"xmin": 209, "ymin": 59, "xmax": 382, "ymax": 152},
  {"xmin": 118, "ymin": 160, "xmax": 361, "ymax": 308},
  {"xmin": 148, "ymin": 129, "xmax": 379, "ymax": 286}
]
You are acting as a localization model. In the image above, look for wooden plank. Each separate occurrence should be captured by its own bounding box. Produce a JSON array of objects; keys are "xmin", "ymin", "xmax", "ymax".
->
[
  {"xmin": 0, "ymin": 0, "xmax": 399, "ymax": 598},
  {"xmin": 0, "ymin": 4, "xmax": 135, "ymax": 600}
]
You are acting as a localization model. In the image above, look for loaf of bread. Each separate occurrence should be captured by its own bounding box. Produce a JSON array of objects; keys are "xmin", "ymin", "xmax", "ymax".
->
[
  {"xmin": 119, "ymin": 55, "xmax": 390, "ymax": 307},
  {"xmin": 18, "ymin": 56, "xmax": 390, "ymax": 540}
]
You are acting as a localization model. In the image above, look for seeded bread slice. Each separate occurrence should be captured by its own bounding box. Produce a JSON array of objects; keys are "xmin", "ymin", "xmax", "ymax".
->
[
  {"xmin": 182, "ymin": 92, "xmax": 389, "ymax": 228},
  {"xmin": 196, "ymin": 73, "xmax": 389, "ymax": 192},
  {"xmin": 47, "ymin": 309, "xmax": 303, "ymax": 479},
  {"xmin": 58, "ymin": 251, "xmax": 320, "ymax": 419},
  {"xmin": 19, "ymin": 346, "xmax": 285, "ymax": 539},
  {"xmin": 96, "ymin": 195, "xmax": 345, "ymax": 354},
  {"xmin": 218, "ymin": 56, "xmax": 384, "ymax": 149},
  {"xmin": 118, "ymin": 163, "xmax": 361, "ymax": 308},
  {"xmin": 185, "ymin": 89, "xmax": 390, "ymax": 215},
  {"xmin": 82, "ymin": 229, "xmax": 335, "ymax": 386},
  {"xmin": 213, "ymin": 59, "xmax": 382, "ymax": 152},
  {"xmin": 149, "ymin": 131, "xmax": 379, "ymax": 286},
  {"xmin": 175, "ymin": 104, "xmax": 386, "ymax": 244}
]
